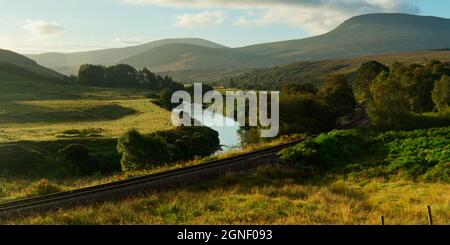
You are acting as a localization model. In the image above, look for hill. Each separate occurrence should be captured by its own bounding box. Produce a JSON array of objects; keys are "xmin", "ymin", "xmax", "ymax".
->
[
  {"xmin": 26, "ymin": 38, "xmax": 228, "ymax": 75},
  {"xmin": 22, "ymin": 13, "xmax": 450, "ymax": 82},
  {"xmin": 219, "ymin": 50, "xmax": 450, "ymax": 90},
  {"xmin": 120, "ymin": 43, "xmax": 282, "ymax": 72},
  {"xmin": 0, "ymin": 49, "xmax": 62, "ymax": 78},
  {"xmin": 238, "ymin": 13, "xmax": 450, "ymax": 62}
]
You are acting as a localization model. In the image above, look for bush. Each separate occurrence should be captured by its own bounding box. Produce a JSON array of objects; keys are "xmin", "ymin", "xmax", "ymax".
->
[
  {"xmin": 278, "ymin": 130, "xmax": 369, "ymax": 170},
  {"xmin": 0, "ymin": 144, "xmax": 44, "ymax": 176},
  {"xmin": 156, "ymin": 127, "xmax": 220, "ymax": 161},
  {"xmin": 117, "ymin": 130, "xmax": 171, "ymax": 171},
  {"xmin": 57, "ymin": 144, "xmax": 100, "ymax": 175},
  {"xmin": 279, "ymin": 127, "xmax": 450, "ymax": 182},
  {"xmin": 117, "ymin": 127, "xmax": 220, "ymax": 172}
]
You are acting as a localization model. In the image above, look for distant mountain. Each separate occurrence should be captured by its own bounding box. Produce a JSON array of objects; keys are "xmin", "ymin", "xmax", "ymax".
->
[
  {"xmin": 0, "ymin": 49, "xmax": 62, "ymax": 78},
  {"xmin": 26, "ymin": 38, "xmax": 228, "ymax": 74},
  {"xmin": 22, "ymin": 13, "xmax": 450, "ymax": 82},
  {"xmin": 238, "ymin": 13, "xmax": 450, "ymax": 62},
  {"xmin": 120, "ymin": 43, "xmax": 282, "ymax": 72}
]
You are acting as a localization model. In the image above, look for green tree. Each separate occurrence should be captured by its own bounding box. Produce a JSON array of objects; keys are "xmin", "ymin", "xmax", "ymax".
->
[
  {"xmin": 279, "ymin": 94, "xmax": 335, "ymax": 134},
  {"xmin": 354, "ymin": 61, "xmax": 389, "ymax": 101},
  {"xmin": 78, "ymin": 64, "xmax": 107, "ymax": 86},
  {"xmin": 432, "ymin": 75, "xmax": 450, "ymax": 112},
  {"xmin": 367, "ymin": 72, "xmax": 409, "ymax": 128},
  {"xmin": 318, "ymin": 74, "xmax": 356, "ymax": 117},
  {"xmin": 106, "ymin": 64, "xmax": 137, "ymax": 86},
  {"xmin": 138, "ymin": 67, "xmax": 158, "ymax": 89}
]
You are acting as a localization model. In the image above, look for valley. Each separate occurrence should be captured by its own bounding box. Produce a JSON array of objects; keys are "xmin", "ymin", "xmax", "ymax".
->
[{"xmin": 0, "ymin": 11, "xmax": 449, "ymax": 227}]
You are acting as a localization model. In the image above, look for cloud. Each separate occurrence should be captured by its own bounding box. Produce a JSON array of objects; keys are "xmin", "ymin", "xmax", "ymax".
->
[
  {"xmin": 22, "ymin": 20, "xmax": 65, "ymax": 36},
  {"xmin": 175, "ymin": 11, "xmax": 224, "ymax": 28},
  {"xmin": 121, "ymin": 0, "xmax": 419, "ymax": 34}
]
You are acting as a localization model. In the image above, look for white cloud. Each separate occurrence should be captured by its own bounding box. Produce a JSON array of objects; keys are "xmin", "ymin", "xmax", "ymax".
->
[
  {"xmin": 121, "ymin": 0, "xmax": 419, "ymax": 34},
  {"xmin": 22, "ymin": 20, "xmax": 65, "ymax": 36},
  {"xmin": 175, "ymin": 11, "xmax": 224, "ymax": 28}
]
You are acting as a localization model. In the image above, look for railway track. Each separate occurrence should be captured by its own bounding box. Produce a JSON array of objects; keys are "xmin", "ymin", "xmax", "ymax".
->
[{"xmin": 0, "ymin": 108, "xmax": 367, "ymax": 218}]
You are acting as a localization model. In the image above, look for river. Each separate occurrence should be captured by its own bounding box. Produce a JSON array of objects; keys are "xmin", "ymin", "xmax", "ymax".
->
[{"xmin": 186, "ymin": 103, "xmax": 242, "ymax": 152}]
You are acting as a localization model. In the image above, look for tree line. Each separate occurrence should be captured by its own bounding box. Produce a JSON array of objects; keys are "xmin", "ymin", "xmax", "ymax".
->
[
  {"xmin": 67, "ymin": 64, "xmax": 184, "ymax": 91},
  {"xmin": 354, "ymin": 60, "xmax": 450, "ymax": 129}
]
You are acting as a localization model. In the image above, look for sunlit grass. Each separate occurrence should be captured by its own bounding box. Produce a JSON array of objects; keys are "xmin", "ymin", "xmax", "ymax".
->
[
  {"xmin": 0, "ymin": 99, "xmax": 172, "ymax": 142},
  {"xmin": 4, "ymin": 164, "xmax": 449, "ymax": 225}
]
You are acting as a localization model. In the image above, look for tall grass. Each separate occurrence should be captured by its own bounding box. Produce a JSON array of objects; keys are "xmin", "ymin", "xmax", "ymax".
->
[{"xmin": 3, "ymin": 164, "xmax": 449, "ymax": 225}]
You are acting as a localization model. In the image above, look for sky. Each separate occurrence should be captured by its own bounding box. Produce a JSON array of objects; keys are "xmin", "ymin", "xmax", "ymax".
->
[{"xmin": 0, "ymin": 0, "xmax": 449, "ymax": 54}]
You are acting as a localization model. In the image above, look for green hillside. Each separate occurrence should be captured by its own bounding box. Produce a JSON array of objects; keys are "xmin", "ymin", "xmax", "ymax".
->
[
  {"xmin": 120, "ymin": 43, "xmax": 282, "ymax": 72},
  {"xmin": 26, "ymin": 38, "xmax": 228, "ymax": 75},
  {"xmin": 0, "ymin": 49, "xmax": 62, "ymax": 78},
  {"xmin": 238, "ymin": 13, "xmax": 450, "ymax": 61},
  {"xmin": 219, "ymin": 51, "xmax": 450, "ymax": 89}
]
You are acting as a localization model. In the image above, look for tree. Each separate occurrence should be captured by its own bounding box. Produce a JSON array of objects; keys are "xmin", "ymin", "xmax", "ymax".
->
[
  {"xmin": 354, "ymin": 61, "xmax": 389, "ymax": 101},
  {"xmin": 106, "ymin": 64, "xmax": 137, "ymax": 86},
  {"xmin": 379, "ymin": 63, "xmax": 435, "ymax": 113},
  {"xmin": 78, "ymin": 64, "xmax": 107, "ymax": 86},
  {"xmin": 279, "ymin": 94, "xmax": 335, "ymax": 134},
  {"xmin": 138, "ymin": 67, "xmax": 158, "ymax": 89},
  {"xmin": 367, "ymin": 72, "xmax": 409, "ymax": 128},
  {"xmin": 432, "ymin": 75, "xmax": 450, "ymax": 112},
  {"xmin": 318, "ymin": 74, "xmax": 356, "ymax": 117}
]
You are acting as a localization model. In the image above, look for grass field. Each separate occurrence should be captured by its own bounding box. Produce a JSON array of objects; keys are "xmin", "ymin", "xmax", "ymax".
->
[
  {"xmin": 3, "ymin": 164, "xmax": 448, "ymax": 225},
  {"xmin": 0, "ymin": 99, "xmax": 172, "ymax": 142},
  {"xmin": 0, "ymin": 73, "xmax": 175, "ymax": 202},
  {"xmin": 0, "ymin": 70, "xmax": 173, "ymax": 142}
]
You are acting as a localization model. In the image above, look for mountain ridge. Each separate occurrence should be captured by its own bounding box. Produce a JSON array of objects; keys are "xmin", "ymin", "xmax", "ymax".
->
[
  {"xmin": 0, "ymin": 49, "xmax": 62, "ymax": 78},
  {"xmin": 26, "ymin": 38, "xmax": 228, "ymax": 70},
  {"xmin": 21, "ymin": 13, "xmax": 450, "ymax": 80}
]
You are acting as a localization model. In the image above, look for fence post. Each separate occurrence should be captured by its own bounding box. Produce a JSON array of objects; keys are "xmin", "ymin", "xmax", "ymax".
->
[
  {"xmin": 381, "ymin": 216, "xmax": 385, "ymax": 225},
  {"xmin": 427, "ymin": 205, "xmax": 433, "ymax": 225}
]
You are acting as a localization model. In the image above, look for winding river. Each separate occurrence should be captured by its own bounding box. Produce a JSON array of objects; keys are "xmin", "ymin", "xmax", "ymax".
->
[{"xmin": 186, "ymin": 103, "xmax": 242, "ymax": 152}]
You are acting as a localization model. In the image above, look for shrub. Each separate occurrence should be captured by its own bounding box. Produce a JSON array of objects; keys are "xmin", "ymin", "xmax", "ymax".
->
[
  {"xmin": 0, "ymin": 144, "xmax": 44, "ymax": 176},
  {"xmin": 57, "ymin": 144, "xmax": 100, "ymax": 175},
  {"xmin": 278, "ymin": 130, "xmax": 368, "ymax": 170},
  {"xmin": 156, "ymin": 127, "xmax": 220, "ymax": 161},
  {"xmin": 279, "ymin": 127, "xmax": 450, "ymax": 182},
  {"xmin": 117, "ymin": 129, "xmax": 172, "ymax": 171},
  {"xmin": 117, "ymin": 127, "xmax": 220, "ymax": 171}
]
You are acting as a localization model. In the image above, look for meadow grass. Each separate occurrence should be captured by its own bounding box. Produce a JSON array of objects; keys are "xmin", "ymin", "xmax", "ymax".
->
[{"xmin": 3, "ymin": 164, "xmax": 449, "ymax": 225}]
